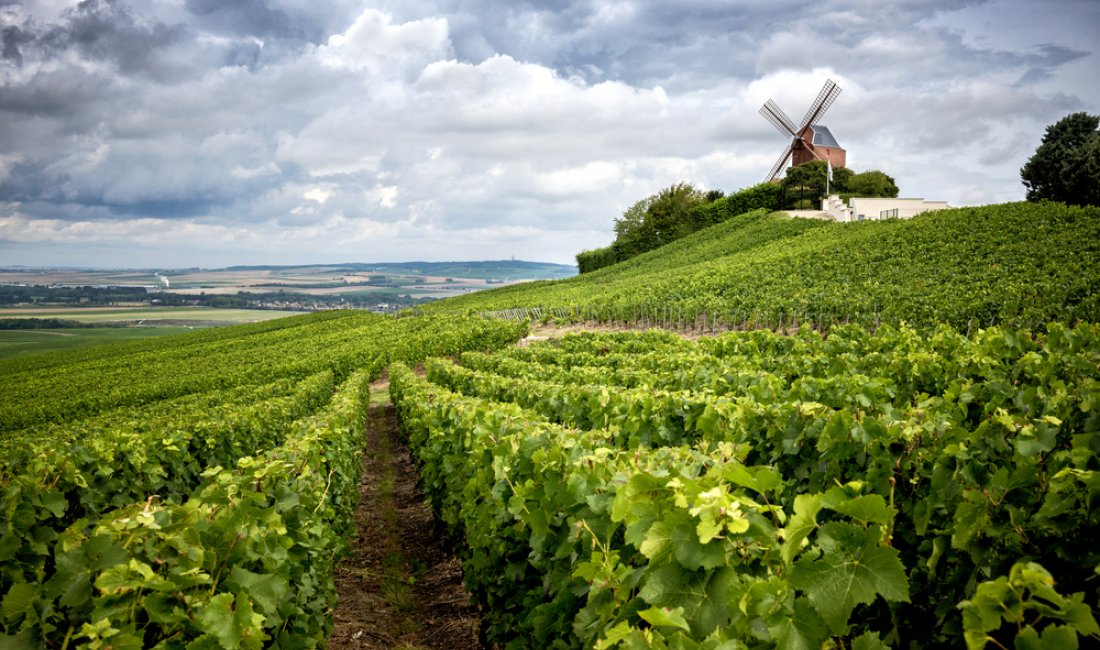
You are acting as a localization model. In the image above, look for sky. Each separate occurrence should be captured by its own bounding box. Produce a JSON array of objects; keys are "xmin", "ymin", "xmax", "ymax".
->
[{"xmin": 0, "ymin": 0, "xmax": 1097, "ymax": 268}]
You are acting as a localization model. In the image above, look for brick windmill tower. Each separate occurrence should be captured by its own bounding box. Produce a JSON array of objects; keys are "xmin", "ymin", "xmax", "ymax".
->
[{"xmin": 759, "ymin": 79, "xmax": 846, "ymax": 182}]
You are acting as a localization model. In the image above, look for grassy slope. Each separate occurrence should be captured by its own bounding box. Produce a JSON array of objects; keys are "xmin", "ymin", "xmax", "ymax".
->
[{"xmin": 428, "ymin": 202, "xmax": 1100, "ymax": 329}]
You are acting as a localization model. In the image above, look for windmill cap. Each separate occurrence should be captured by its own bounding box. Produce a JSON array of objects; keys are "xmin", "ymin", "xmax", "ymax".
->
[{"xmin": 810, "ymin": 125, "xmax": 841, "ymax": 148}]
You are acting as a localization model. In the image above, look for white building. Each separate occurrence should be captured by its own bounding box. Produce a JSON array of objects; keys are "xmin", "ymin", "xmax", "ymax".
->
[{"xmin": 821, "ymin": 195, "xmax": 950, "ymax": 222}]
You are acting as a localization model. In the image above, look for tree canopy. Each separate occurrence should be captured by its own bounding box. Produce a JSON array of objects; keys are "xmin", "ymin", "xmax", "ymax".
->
[
  {"xmin": 1021, "ymin": 112, "xmax": 1100, "ymax": 206},
  {"xmin": 577, "ymin": 182, "xmax": 781, "ymax": 273},
  {"xmin": 611, "ymin": 182, "xmax": 705, "ymax": 254},
  {"xmin": 847, "ymin": 170, "xmax": 899, "ymax": 198}
]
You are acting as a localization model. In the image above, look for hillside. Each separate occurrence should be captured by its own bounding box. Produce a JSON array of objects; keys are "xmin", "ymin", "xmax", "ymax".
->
[
  {"xmin": 428, "ymin": 202, "xmax": 1100, "ymax": 330},
  {"xmin": 1, "ymin": 203, "xmax": 1098, "ymax": 648}
]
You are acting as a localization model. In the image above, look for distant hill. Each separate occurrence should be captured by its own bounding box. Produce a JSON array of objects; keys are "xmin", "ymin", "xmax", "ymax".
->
[
  {"xmin": 223, "ymin": 260, "xmax": 577, "ymax": 281},
  {"xmin": 427, "ymin": 202, "xmax": 1100, "ymax": 331}
]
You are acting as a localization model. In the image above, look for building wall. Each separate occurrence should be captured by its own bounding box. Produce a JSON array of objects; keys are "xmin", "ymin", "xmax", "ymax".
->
[
  {"xmin": 791, "ymin": 146, "xmax": 847, "ymax": 168},
  {"xmin": 821, "ymin": 195, "xmax": 951, "ymax": 222}
]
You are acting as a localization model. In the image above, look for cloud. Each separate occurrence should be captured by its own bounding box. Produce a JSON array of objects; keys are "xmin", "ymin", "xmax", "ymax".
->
[
  {"xmin": 0, "ymin": 0, "xmax": 1097, "ymax": 267},
  {"xmin": 36, "ymin": 0, "xmax": 191, "ymax": 81},
  {"xmin": 1016, "ymin": 43, "xmax": 1089, "ymax": 85},
  {"xmin": 318, "ymin": 8, "xmax": 451, "ymax": 76}
]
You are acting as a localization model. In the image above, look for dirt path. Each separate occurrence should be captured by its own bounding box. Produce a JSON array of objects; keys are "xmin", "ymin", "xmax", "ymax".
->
[{"xmin": 329, "ymin": 382, "xmax": 482, "ymax": 649}]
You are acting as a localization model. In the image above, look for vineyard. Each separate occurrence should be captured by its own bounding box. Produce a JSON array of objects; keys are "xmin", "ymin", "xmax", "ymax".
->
[
  {"xmin": 392, "ymin": 324, "xmax": 1100, "ymax": 648},
  {"xmin": 428, "ymin": 202, "xmax": 1100, "ymax": 331},
  {"xmin": 0, "ymin": 311, "xmax": 527, "ymax": 646},
  {"xmin": 1, "ymin": 199, "xmax": 1099, "ymax": 648}
]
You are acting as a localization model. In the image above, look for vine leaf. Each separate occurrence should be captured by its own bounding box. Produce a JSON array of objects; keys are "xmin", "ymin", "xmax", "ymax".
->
[
  {"xmin": 782, "ymin": 494, "xmax": 822, "ymax": 564},
  {"xmin": 772, "ymin": 597, "xmax": 827, "ymax": 650},
  {"xmin": 196, "ymin": 592, "xmax": 265, "ymax": 650},
  {"xmin": 790, "ymin": 522, "xmax": 909, "ymax": 633}
]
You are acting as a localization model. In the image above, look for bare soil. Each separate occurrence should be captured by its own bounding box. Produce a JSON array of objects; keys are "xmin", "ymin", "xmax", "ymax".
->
[{"xmin": 329, "ymin": 381, "xmax": 482, "ymax": 649}]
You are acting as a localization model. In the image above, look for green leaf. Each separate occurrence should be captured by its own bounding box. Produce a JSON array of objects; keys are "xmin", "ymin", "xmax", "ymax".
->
[
  {"xmin": 772, "ymin": 597, "xmax": 827, "ymax": 650},
  {"xmin": 638, "ymin": 606, "xmax": 691, "ymax": 631},
  {"xmin": 195, "ymin": 592, "xmax": 265, "ymax": 650},
  {"xmin": 696, "ymin": 517, "xmax": 724, "ymax": 545},
  {"xmin": 782, "ymin": 494, "xmax": 822, "ymax": 565},
  {"xmin": 1, "ymin": 583, "xmax": 36, "ymax": 623},
  {"xmin": 595, "ymin": 621, "xmax": 636, "ymax": 649},
  {"xmin": 852, "ymin": 631, "xmax": 891, "ymax": 650},
  {"xmin": 640, "ymin": 510, "xmax": 724, "ymax": 570},
  {"xmin": 1014, "ymin": 624, "xmax": 1079, "ymax": 650},
  {"xmin": 1063, "ymin": 599, "xmax": 1100, "ymax": 637},
  {"xmin": 40, "ymin": 490, "xmax": 68, "ymax": 518},
  {"xmin": 95, "ymin": 559, "xmax": 173, "ymax": 595},
  {"xmin": 0, "ymin": 630, "xmax": 37, "ymax": 650},
  {"xmin": 45, "ymin": 549, "xmax": 91, "ymax": 609},
  {"xmin": 225, "ymin": 567, "xmax": 289, "ymax": 617},
  {"xmin": 828, "ymin": 494, "xmax": 892, "ymax": 525},
  {"xmin": 1015, "ymin": 425, "xmax": 1058, "ymax": 456},
  {"xmin": 640, "ymin": 519, "xmax": 676, "ymax": 563},
  {"xmin": 638, "ymin": 565, "xmax": 732, "ymax": 636},
  {"xmin": 723, "ymin": 463, "xmax": 781, "ymax": 494},
  {"xmin": 790, "ymin": 523, "xmax": 909, "ymax": 633},
  {"xmin": 695, "ymin": 403, "xmax": 720, "ymax": 437}
]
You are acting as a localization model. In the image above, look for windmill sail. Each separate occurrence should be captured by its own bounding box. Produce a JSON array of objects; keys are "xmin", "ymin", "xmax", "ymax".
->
[{"xmin": 759, "ymin": 79, "xmax": 844, "ymax": 182}]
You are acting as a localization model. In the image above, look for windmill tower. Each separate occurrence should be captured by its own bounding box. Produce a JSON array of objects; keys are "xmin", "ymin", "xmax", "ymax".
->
[{"xmin": 759, "ymin": 79, "xmax": 846, "ymax": 182}]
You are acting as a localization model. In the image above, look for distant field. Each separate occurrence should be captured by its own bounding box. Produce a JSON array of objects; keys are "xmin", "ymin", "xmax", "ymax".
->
[
  {"xmin": 0, "ymin": 306, "xmax": 302, "ymax": 324},
  {"xmin": 0, "ymin": 326, "xmax": 194, "ymax": 359},
  {"xmin": 0, "ymin": 261, "xmax": 576, "ymax": 300}
]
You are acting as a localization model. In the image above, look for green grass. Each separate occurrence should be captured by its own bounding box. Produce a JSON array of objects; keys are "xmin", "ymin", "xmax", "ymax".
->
[{"xmin": 0, "ymin": 327, "xmax": 195, "ymax": 360}]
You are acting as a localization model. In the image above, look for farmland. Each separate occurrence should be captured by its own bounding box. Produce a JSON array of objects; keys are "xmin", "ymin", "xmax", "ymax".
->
[
  {"xmin": 0, "ymin": 260, "xmax": 577, "ymax": 300},
  {"xmin": 1, "ymin": 201, "xmax": 1098, "ymax": 648}
]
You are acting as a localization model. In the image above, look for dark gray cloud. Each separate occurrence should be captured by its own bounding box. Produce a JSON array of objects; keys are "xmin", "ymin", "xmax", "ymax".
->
[
  {"xmin": 1016, "ymin": 43, "xmax": 1089, "ymax": 85},
  {"xmin": 183, "ymin": 0, "xmax": 364, "ymax": 51},
  {"xmin": 36, "ymin": 0, "xmax": 190, "ymax": 81},
  {"xmin": 185, "ymin": 0, "xmax": 298, "ymax": 38},
  {"xmin": 1, "ymin": 24, "xmax": 31, "ymax": 66}
]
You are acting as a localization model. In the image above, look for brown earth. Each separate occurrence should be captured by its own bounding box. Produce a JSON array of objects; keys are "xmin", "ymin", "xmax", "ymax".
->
[{"xmin": 328, "ymin": 380, "xmax": 482, "ymax": 650}]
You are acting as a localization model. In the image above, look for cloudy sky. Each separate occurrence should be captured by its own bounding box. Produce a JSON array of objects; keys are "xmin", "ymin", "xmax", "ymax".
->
[{"xmin": 1, "ymin": 0, "xmax": 1097, "ymax": 268}]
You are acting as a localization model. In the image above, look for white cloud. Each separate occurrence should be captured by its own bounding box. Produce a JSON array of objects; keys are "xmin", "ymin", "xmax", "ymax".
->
[
  {"xmin": 318, "ymin": 9, "xmax": 451, "ymax": 76},
  {"xmin": 303, "ymin": 187, "xmax": 333, "ymax": 203}
]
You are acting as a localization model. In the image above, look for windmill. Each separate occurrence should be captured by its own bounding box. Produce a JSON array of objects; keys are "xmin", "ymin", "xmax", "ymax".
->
[{"xmin": 759, "ymin": 79, "xmax": 846, "ymax": 183}]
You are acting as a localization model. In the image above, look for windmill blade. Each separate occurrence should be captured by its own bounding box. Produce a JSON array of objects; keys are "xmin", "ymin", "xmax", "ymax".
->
[
  {"xmin": 759, "ymin": 99, "xmax": 798, "ymax": 136},
  {"xmin": 765, "ymin": 143, "xmax": 794, "ymax": 183},
  {"xmin": 797, "ymin": 79, "xmax": 841, "ymax": 132}
]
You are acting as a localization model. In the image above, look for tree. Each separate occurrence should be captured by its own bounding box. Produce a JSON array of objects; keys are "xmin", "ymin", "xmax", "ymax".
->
[
  {"xmin": 1021, "ymin": 112, "xmax": 1100, "ymax": 205},
  {"xmin": 780, "ymin": 160, "xmax": 851, "ymax": 208},
  {"xmin": 645, "ymin": 182, "xmax": 705, "ymax": 244},
  {"xmin": 847, "ymin": 170, "xmax": 899, "ymax": 197},
  {"xmin": 612, "ymin": 197, "xmax": 652, "ymax": 256}
]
